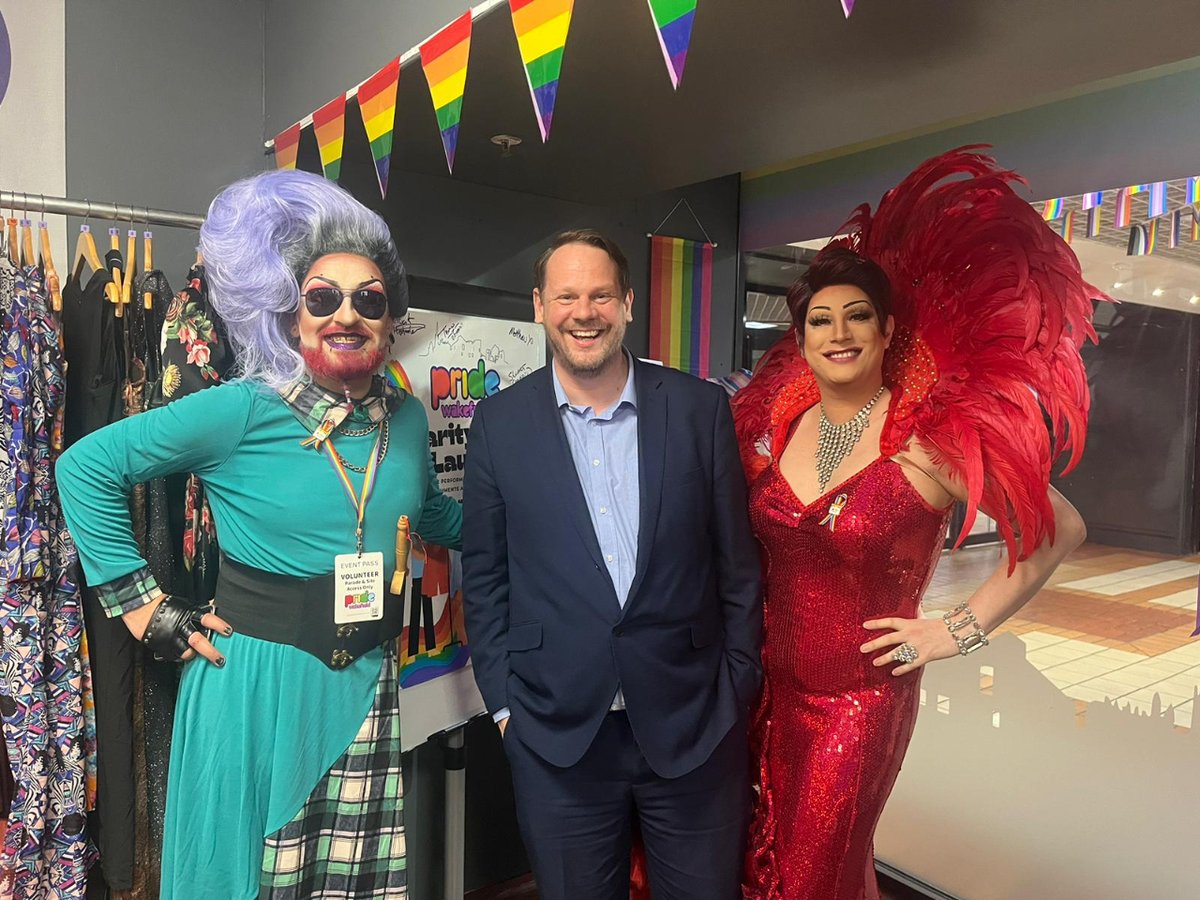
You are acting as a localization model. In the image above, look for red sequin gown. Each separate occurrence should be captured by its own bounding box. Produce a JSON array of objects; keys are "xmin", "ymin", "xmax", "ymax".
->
[{"xmin": 744, "ymin": 454, "xmax": 950, "ymax": 900}]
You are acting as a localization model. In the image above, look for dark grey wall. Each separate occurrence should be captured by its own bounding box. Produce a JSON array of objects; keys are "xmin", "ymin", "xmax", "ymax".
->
[
  {"xmin": 65, "ymin": 0, "xmax": 267, "ymax": 281},
  {"xmin": 264, "ymin": 0, "xmax": 466, "ymax": 137}
]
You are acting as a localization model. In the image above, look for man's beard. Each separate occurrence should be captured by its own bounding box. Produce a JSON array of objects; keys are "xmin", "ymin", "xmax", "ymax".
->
[
  {"xmin": 548, "ymin": 325, "xmax": 623, "ymax": 376},
  {"xmin": 300, "ymin": 342, "xmax": 386, "ymax": 385}
]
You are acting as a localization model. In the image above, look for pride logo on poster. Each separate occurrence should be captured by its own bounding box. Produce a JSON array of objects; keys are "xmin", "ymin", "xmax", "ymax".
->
[{"xmin": 430, "ymin": 358, "xmax": 501, "ymax": 416}]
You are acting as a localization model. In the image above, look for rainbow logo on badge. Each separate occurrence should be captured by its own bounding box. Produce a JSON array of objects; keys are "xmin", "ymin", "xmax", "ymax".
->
[{"xmin": 344, "ymin": 591, "xmax": 376, "ymax": 609}]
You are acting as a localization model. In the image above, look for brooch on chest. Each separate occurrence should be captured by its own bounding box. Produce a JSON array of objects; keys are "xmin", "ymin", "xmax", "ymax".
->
[{"xmin": 817, "ymin": 493, "xmax": 849, "ymax": 532}]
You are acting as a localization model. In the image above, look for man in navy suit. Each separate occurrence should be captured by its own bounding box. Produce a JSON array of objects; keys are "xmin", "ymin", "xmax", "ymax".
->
[{"xmin": 462, "ymin": 229, "xmax": 762, "ymax": 899}]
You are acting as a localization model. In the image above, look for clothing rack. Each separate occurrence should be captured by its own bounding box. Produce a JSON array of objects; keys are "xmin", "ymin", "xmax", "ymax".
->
[{"xmin": 0, "ymin": 191, "xmax": 204, "ymax": 230}]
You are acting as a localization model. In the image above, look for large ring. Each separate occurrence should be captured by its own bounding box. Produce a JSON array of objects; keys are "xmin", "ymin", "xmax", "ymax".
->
[{"xmin": 892, "ymin": 642, "xmax": 919, "ymax": 665}]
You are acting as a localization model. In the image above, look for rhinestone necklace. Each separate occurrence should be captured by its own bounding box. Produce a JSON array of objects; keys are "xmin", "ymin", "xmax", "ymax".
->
[
  {"xmin": 815, "ymin": 385, "xmax": 886, "ymax": 493},
  {"xmin": 330, "ymin": 419, "xmax": 390, "ymax": 474}
]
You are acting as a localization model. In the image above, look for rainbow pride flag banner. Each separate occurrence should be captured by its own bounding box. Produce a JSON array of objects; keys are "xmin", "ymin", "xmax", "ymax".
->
[
  {"xmin": 649, "ymin": 236, "xmax": 713, "ymax": 377},
  {"xmin": 841, "ymin": 0, "xmax": 856, "ymax": 16},
  {"xmin": 1147, "ymin": 181, "xmax": 1168, "ymax": 218},
  {"xmin": 313, "ymin": 94, "xmax": 347, "ymax": 181},
  {"xmin": 1146, "ymin": 218, "xmax": 1159, "ymax": 253},
  {"xmin": 1080, "ymin": 191, "xmax": 1103, "ymax": 211},
  {"xmin": 1086, "ymin": 206, "xmax": 1102, "ymax": 238},
  {"xmin": 421, "ymin": 11, "xmax": 473, "ymax": 173},
  {"xmin": 1058, "ymin": 210, "xmax": 1074, "ymax": 245},
  {"xmin": 1168, "ymin": 210, "xmax": 1182, "ymax": 249},
  {"xmin": 1188, "ymin": 177, "xmax": 1200, "ymax": 205},
  {"xmin": 1114, "ymin": 188, "xmax": 1132, "ymax": 229},
  {"xmin": 510, "ymin": 0, "xmax": 575, "ymax": 141},
  {"xmin": 357, "ymin": 57, "xmax": 401, "ymax": 197},
  {"xmin": 646, "ymin": 0, "xmax": 698, "ymax": 89},
  {"xmin": 1041, "ymin": 198, "xmax": 1063, "ymax": 221},
  {"xmin": 273, "ymin": 123, "xmax": 301, "ymax": 170},
  {"xmin": 1193, "ymin": 207, "xmax": 1200, "ymax": 242}
]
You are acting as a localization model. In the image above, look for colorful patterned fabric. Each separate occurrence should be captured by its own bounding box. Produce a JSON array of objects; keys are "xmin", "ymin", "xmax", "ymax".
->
[
  {"xmin": 260, "ymin": 645, "xmax": 406, "ymax": 898},
  {"xmin": 0, "ymin": 264, "xmax": 97, "ymax": 898}
]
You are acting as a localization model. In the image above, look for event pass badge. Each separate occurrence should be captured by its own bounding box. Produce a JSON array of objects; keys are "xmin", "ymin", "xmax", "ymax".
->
[{"xmin": 334, "ymin": 552, "xmax": 386, "ymax": 624}]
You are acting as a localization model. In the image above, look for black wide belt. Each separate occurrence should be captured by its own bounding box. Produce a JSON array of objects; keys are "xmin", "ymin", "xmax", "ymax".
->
[{"xmin": 214, "ymin": 554, "xmax": 404, "ymax": 670}]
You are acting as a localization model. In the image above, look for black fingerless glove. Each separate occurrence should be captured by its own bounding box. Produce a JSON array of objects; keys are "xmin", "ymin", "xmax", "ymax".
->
[{"xmin": 141, "ymin": 596, "xmax": 206, "ymax": 661}]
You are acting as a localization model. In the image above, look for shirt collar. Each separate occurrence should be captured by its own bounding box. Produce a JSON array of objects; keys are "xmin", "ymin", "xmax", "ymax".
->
[
  {"xmin": 552, "ymin": 350, "xmax": 638, "ymax": 415},
  {"xmin": 280, "ymin": 372, "xmax": 403, "ymax": 445}
]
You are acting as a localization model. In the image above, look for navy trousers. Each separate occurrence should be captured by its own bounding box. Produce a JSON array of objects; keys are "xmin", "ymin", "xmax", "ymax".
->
[{"xmin": 504, "ymin": 711, "xmax": 750, "ymax": 900}]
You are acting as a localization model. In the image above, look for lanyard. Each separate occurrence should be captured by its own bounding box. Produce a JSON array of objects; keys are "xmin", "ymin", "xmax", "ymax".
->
[{"xmin": 321, "ymin": 430, "xmax": 383, "ymax": 555}]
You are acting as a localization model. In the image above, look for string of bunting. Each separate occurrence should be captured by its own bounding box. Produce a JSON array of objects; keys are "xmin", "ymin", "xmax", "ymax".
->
[{"xmin": 1039, "ymin": 179, "xmax": 1200, "ymax": 257}]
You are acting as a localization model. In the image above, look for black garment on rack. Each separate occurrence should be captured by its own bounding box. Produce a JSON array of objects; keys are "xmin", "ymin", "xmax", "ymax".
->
[
  {"xmin": 63, "ymin": 257, "xmax": 138, "ymax": 893},
  {"xmin": 61, "ymin": 262, "xmax": 122, "ymax": 446}
]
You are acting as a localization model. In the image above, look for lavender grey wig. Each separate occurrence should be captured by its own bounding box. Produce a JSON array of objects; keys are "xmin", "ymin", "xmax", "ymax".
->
[{"xmin": 199, "ymin": 169, "xmax": 408, "ymax": 388}]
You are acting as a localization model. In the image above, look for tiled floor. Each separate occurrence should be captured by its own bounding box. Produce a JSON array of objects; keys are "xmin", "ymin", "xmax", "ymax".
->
[{"xmin": 923, "ymin": 541, "xmax": 1200, "ymax": 727}]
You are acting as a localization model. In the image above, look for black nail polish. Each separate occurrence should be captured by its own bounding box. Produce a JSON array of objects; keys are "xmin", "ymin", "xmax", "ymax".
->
[
  {"xmin": 216, "ymin": 657, "xmax": 226, "ymax": 668},
  {"xmin": 223, "ymin": 626, "xmax": 233, "ymax": 636}
]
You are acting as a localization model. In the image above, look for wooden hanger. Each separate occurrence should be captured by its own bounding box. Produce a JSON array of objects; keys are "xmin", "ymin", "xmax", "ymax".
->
[
  {"xmin": 121, "ymin": 228, "xmax": 137, "ymax": 309},
  {"xmin": 142, "ymin": 224, "xmax": 154, "ymax": 309},
  {"xmin": 73, "ymin": 200, "xmax": 105, "ymax": 276},
  {"xmin": 39, "ymin": 219, "xmax": 62, "ymax": 312},
  {"xmin": 6, "ymin": 213, "xmax": 17, "ymax": 266},
  {"xmin": 107, "ymin": 227, "xmax": 125, "ymax": 317}
]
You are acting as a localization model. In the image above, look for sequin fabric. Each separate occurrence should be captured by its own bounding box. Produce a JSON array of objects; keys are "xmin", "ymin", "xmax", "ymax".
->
[{"xmin": 744, "ymin": 453, "xmax": 949, "ymax": 900}]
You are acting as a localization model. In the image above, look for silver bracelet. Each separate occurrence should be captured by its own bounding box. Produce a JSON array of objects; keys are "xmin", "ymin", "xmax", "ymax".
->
[{"xmin": 943, "ymin": 601, "xmax": 989, "ymax": 656}]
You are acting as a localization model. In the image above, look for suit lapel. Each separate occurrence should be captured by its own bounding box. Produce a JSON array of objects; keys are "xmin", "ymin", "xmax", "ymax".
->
[
  {"xmin": 526, "ymin": 366, "xmax": 614, "ymax": 586},
  {"xmin": 626, "ymin": 361, "xmax": 666, "ymax": 610}
]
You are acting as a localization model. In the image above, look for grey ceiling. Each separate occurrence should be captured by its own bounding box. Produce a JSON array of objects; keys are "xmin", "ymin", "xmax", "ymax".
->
[{"xmin": 356, "ymin": 0, "xmax": 1200, "ymax": 204}]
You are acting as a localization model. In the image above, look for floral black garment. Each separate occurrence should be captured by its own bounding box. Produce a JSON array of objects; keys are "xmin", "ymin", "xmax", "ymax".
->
[{"xmin": 0, "ymin": 263, "xmax": 97, "ymax": 898}]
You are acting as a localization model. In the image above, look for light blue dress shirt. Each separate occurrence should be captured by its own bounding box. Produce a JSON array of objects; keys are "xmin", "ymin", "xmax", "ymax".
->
[{"xmin": 494, "ymin": 355, "xmax": 641, "ymax": 723}]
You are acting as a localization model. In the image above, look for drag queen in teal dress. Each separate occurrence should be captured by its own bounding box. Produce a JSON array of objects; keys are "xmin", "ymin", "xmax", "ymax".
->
[{"xmin": 58, "ymin": 170, "xmax": 459, "ymax": 898}]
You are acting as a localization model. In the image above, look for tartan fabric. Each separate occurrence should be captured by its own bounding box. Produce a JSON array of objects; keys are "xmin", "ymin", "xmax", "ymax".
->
[
  {"xmin": 259, "ymin": 644, "xmax": 406, "ymax": 898},
  {"xmin": 278, "ymin": 374, "xmax": 401, "ymax": 437},
  {"xmin": 93, "ymin": 563, "xmax": 161, "ymax": 615}
]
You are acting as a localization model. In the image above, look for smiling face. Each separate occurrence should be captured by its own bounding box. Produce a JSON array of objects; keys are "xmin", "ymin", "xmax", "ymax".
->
[
  {"xmin": 801, "ymin": 283, "xmax": 894, "ymax": 388},
  {"xmin": 294, "ymin": 252, "xmax": 391, "ymax": 395},
  {"xmin": 533, "ymin": 242, "xmax": 633, "ymax": 379}
]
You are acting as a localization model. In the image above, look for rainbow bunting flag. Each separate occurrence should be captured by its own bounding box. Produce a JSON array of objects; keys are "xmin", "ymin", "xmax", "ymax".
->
[
  {"xmin": 1128, "ymin": 183, "xmax": 1148, "ymax": 194},
  {"xmin": 1059, "ymin": 210, "xmax": 1074, "ymax": 245},
  {"xmin": 1193, "ymin": 207, "xmax": 1200, "ymax": 242},
  {"xmin": 1169, "ymin": 210, "xmax": 1182, "ymax": 249},
  {"xmin": 1147, "ymin": 181, "xmax": 1168, "ymax": 218},
  {"xmin": 1187, "ymin": 177, "xmax": 1200, "ymax": 205},
  {"xmin": 510, "ymin": 0, "xmax": 576, "ymax": 141},
  {"xmin": 649, "ymin": 236, "xmax": 713, "ymax": 378},
  {"xmin": 1146, "ymin": 218, "xmax": 1158, "ymax": 253},
  {"xmin": 646, "ymin": 0, "xmax": 698, "ymax": 89},
  {"xmin": 421, "ymin": 11, "xmax": 473, "ymax": 173},
  {"xmin": 841, "ymin": 0, "xmax": 856, "ymax": 16},
  {"xmin": 312, "ymin": 94, "xmax": 347, "ymax": 181},
  {"xmin": 1086, "ymin": 207, "xmax": 1102, "ymax": 238},
  {"xmin": 1081, "ymin": 191, "xmax": 1103, "ymax": 211},
  {"xmin": 1041, "ymin": 198, "xmax": 1063, "ymax": 221},
  {"xmin": 274, "ymin": 123, "xmax": 301, "ymax": 170},
  {"xmin": 357, "ymin": 57, "xmax": 401, "ymax": 198},
  {"xmin": 1114, "ymin": 188, "xmax": 1132, "ymax": 229}
]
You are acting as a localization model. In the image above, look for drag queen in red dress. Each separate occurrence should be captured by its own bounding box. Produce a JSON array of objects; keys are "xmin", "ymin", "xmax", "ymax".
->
[{"xmin": 732, "ymin": 147, "xmax": 1100, "ymax": 900}]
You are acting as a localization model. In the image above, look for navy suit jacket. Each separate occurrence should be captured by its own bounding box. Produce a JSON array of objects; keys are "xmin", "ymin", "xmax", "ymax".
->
[{"xmin": 462, "ymin": 359, "xmax": 762, "ymax": 778}]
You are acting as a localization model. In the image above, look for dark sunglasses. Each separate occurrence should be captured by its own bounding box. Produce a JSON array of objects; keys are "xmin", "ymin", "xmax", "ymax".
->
[{"xmin": 302, "ymin": 286, "xmax": 389, "ymax": 320}]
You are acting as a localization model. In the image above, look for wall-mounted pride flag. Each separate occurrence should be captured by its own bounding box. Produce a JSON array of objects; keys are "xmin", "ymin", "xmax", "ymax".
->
[
  {"xmin": 357, "ymin": 57, "xmax": 401, "ymax": 198},
  {"xmin": 274, "ymin": 123, "xmax": 301, "ymax": 170},
  {"xmin": 313, "ymin": 94, "xmax": 347, "ymax": 181},
  {"xmin": 1041, "ymin": 198, "xmax": 1063, "ymax": 221},
  {"xmin": 649, "ymin": 235, "xmax": 713, "ymax": 378},
  {"xmin": 421, "ymin": 11, "xmax": 473, "ymax": 173},
  {"xmin": 646, "ymin": 0, "xmax": 697, "ymax": 89},
  {"xmin": 510, "ymin": 0, "xmax": 575, "ymax": 141}
]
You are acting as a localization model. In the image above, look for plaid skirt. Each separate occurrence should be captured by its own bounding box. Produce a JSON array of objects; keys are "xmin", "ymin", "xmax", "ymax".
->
[{"xmin": 259, "ymin": 644, "xmax": 406, "ymax": 898}]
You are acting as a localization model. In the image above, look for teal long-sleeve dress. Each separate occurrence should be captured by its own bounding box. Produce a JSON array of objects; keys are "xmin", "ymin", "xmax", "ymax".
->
[{"xmin": 57, "ymin": 376, "xmax": 461, "ymax": 899}]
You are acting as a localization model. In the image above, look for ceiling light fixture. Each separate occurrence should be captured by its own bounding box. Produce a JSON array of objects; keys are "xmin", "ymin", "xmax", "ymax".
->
[
  {"xmin": 745, "ymin": 321, "xmax": 784, "ymax": 330},
  {"xmin": 490, "ymin": 134, "xmax": 523, "ymax": 157}
]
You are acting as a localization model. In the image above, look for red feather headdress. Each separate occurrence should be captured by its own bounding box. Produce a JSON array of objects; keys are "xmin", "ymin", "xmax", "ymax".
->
[{"xmin": 732, "ymin": 146, "xmax": 1106, "ymax": 569}]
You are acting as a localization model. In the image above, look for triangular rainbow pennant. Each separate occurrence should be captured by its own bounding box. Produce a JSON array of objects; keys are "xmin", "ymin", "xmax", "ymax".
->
[
  {"xmin": 357, "ymin": 57, "xmax": 401, "ymax": 198},
  {"xmin": 313, "ymin": 94, "xmax": 347, "ymax": 181},
  {"xmin": 274, "ymin": 123, "xmax": 301, "ymax": 170},
  {"xmin": 510, "ymin": 0, "xmax": 575, "ymax": 141},
  {"xmin": 646, "ymin": 0, "xmax": 697, "ymax": 89},
  {"xmin": 841, "ymin": 0, "xmax": 856, "ymax": 16},
  {"xmin": 420, "ymin": 11, "xmax": 473, "ymax": 173}
]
